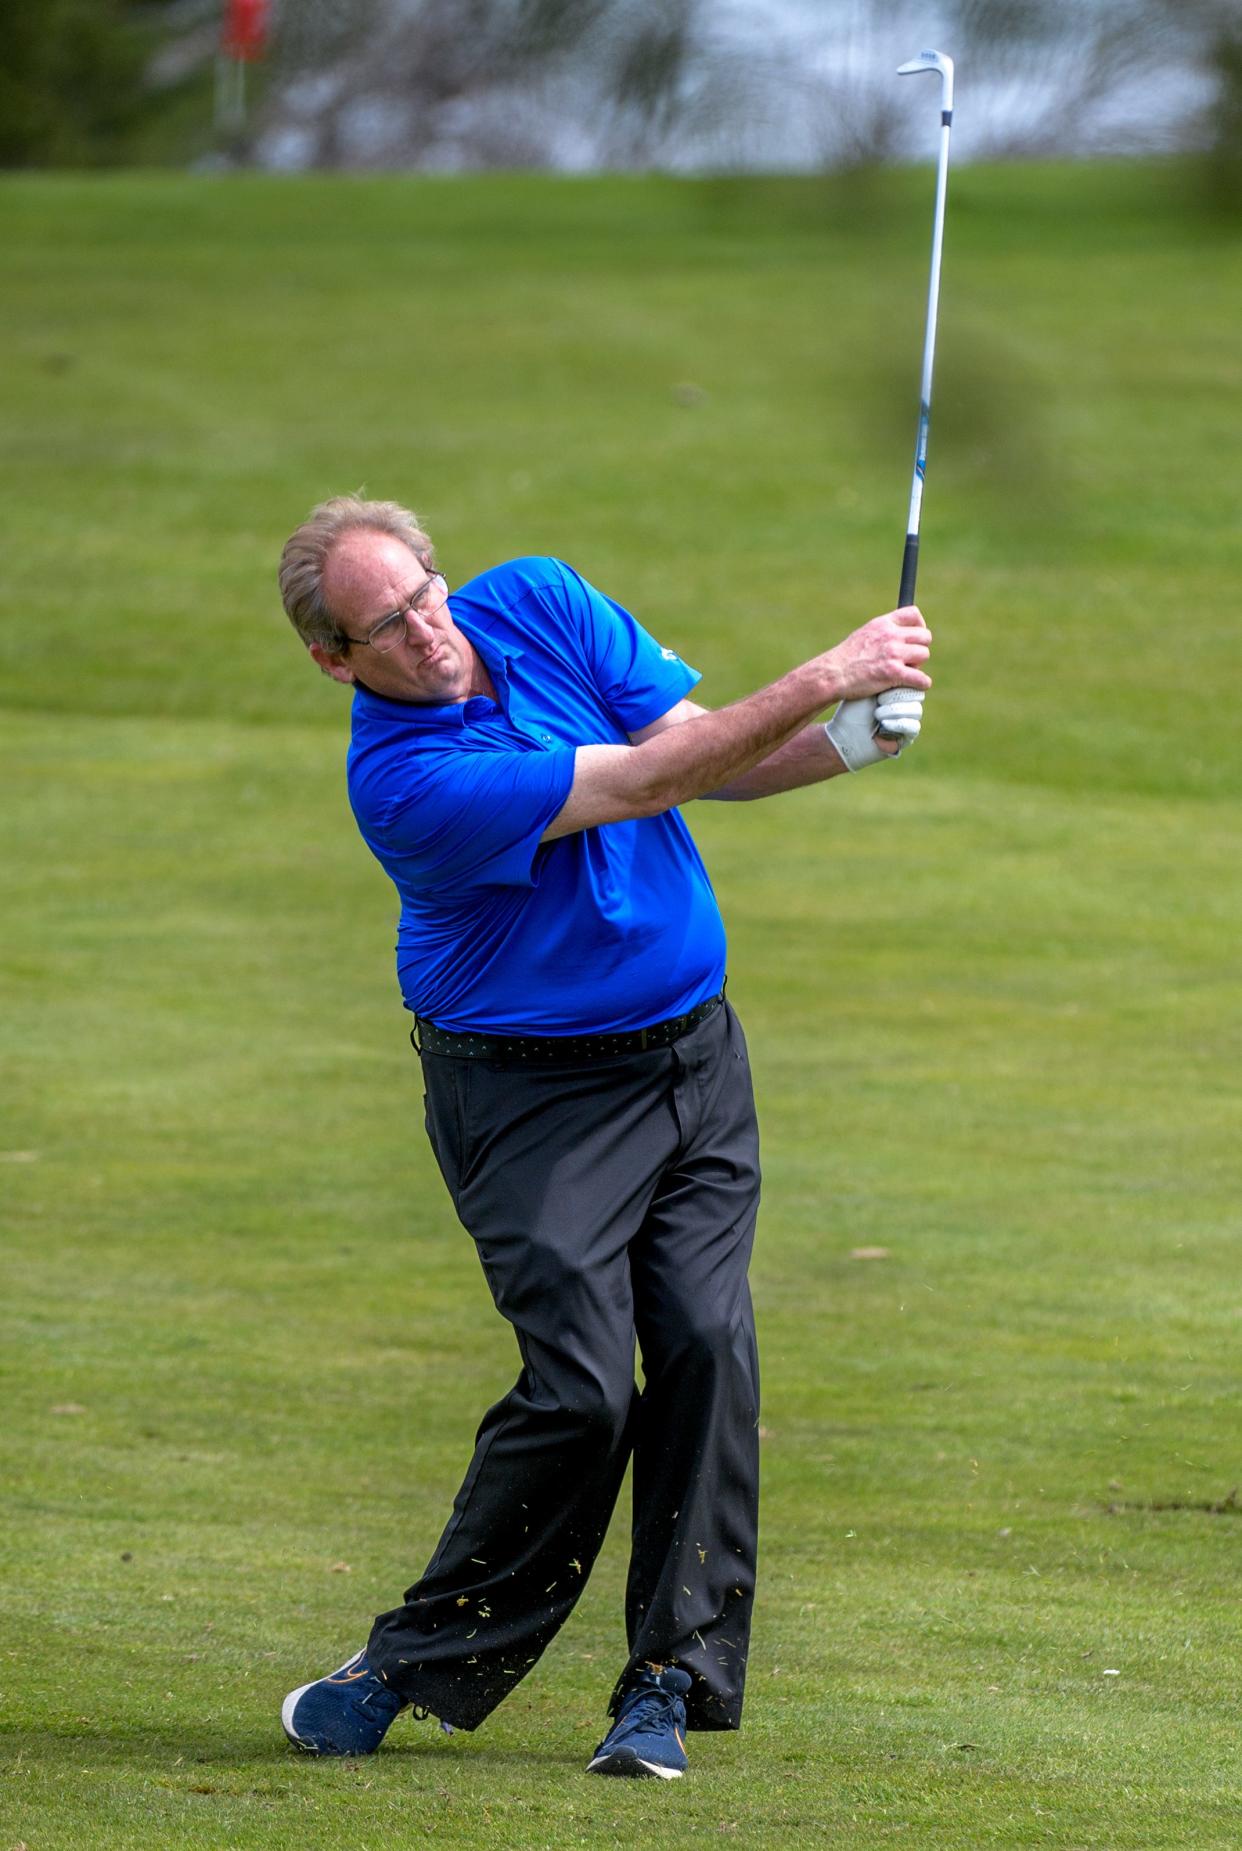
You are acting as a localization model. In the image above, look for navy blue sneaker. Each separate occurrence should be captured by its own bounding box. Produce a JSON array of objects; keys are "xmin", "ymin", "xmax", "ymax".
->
[
  {"xmin": 586, "ymin": 1663, "xmax": 692, "ymax": 1779},
  {"xmin": 282, "ymin": 1648, "xmax": 406, "ymax": 1756}
]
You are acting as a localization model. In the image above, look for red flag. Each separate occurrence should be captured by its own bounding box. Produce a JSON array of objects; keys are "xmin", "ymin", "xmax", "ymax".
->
[{"xmin": 221, "ymin": 0, "xmax": 268, "ymax": 62}]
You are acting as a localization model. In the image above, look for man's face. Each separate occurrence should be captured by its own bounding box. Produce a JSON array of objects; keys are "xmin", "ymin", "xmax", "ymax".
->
[{"xmin": 311, "ymin": 529, "xmax": 480, "ymax": 704}]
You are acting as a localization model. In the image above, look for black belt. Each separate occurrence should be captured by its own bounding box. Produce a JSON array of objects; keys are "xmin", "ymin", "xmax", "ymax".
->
[{"xmin": 413, "ymin": 990, "xmax": 725, "ymax": 1064}]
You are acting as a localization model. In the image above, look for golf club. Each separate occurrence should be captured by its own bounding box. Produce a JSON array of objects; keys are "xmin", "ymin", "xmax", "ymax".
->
[{"xmin": 876, "ymin": 47, "xmax": 954, "ymax": 741}]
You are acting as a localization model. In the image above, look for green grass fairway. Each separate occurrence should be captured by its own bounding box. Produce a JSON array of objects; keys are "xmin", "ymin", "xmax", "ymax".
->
[{"xmin": 2, "ymin": 164, "xmax": 1240, "ymax": 1849}]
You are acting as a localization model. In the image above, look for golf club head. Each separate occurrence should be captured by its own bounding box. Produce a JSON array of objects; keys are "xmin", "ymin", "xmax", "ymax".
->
[{"xmin": 898, "ymin": 48, "xmax": 954, "ymax": 113}]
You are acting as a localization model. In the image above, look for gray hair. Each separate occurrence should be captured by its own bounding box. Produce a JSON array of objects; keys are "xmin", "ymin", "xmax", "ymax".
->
[{"xmin": 277, "ymin": 494, "xmax": 436, "ymax": 652}]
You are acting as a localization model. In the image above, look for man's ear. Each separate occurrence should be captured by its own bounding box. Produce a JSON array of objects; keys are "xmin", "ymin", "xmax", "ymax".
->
[{"xmin": 309, "ymin": 642, "xmax": 355, "ymax": 685}]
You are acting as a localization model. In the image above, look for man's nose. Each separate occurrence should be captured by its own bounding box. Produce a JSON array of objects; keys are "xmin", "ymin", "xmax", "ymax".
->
[{"xmin": 402, "ymin": 606, "xmax": 436, "ymax": 643}]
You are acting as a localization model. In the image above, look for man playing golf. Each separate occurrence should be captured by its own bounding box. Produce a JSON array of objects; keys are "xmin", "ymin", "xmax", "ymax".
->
[{"xmin": 276, "ymin": 495, "xmax": 932, "ymax": 1778}]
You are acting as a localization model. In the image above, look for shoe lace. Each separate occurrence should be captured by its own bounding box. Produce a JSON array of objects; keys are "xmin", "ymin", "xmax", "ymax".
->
[
  {"xmin": 619, "ymin": 1685, "xmax": 681, "ymax": 1738},
  {"xmin": 357, "ymin": 1681, "xmax": 402, "ymax": 1718}
]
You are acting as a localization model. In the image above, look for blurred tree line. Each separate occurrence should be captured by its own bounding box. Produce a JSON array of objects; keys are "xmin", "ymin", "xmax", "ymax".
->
[
  {"xmin": 0, "ymin": 0, "xmax": 1238, "ymax": 202},
  {"xmin": 0, "ymin": 0, "xmax": 206, "ymax": 167},
  {"xmin": 258, "ymin": 0, "xmax": 703, "ymax": 170}
]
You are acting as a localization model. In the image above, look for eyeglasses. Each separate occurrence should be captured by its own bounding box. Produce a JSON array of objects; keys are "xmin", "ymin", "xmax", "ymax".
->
[{"xmin": 344, "ymin": 571, "xmax": 449, "ymax": 653}]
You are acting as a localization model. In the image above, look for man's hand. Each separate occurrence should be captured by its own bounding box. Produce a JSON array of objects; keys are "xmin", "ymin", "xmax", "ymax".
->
[
  {"xmin": 874, "ymin": 686, "xmax": 926, "ymax": 743},
  {"xmin": 825, "ymin": 687, "xmax": 925, "ymax": 772},
  {"xmin": 820, "ymin": 607, "xmax": 931, "ymax": 773},
  {"xmin": 819, "ymin": 606, "xmax": 933, "ymax": 703}
]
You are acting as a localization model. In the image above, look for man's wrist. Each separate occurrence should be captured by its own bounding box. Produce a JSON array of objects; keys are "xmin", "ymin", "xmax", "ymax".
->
[
  {"xmin": 812, "ymin": 651, "xmax": 845, "ymax": 710},
  {"xmin": 821, "ymin": 729, "xmax": 850, "ymax": 777}
]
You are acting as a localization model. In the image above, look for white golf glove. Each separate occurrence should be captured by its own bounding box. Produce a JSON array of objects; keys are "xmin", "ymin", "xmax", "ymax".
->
[{"xmin": 824, "ymin": 688, "xmax": 925, "ymax": 771}]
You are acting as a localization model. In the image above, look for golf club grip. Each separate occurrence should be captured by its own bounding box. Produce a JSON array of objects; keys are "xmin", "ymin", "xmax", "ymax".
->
[
  {"xmin": 898, "ymin": 532, "xmax": 919, "ymax": 608},
  {"xmin": 875, "ymin": 534, "xmax": 922, "ymax": 737}
]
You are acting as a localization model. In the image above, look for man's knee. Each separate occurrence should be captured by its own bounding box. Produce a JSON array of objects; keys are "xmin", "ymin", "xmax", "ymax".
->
[
  {"xmin": 482, "ymin": 1235, "xmax": 639, "ymax": 1440},
  {"xmin": 575, "ymin": 1372, "xmax": 638, "ymax": 1443},
  {"xmin": 518, "ymin": 1313, "xmax": 636, "ymax": 1446},
  {"xmin": 650, "ymin": 1304, "xmax": 748, "ymax": 1375},
  {"xmin": 523, "ymin": 1360, "xmax": 634, "ymax": 1453}
]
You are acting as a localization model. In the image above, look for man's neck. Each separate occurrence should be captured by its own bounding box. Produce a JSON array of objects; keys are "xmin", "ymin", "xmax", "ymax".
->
[{"xmin": 466, "ymin": 644, "xmax": 498, "ymax": 705}]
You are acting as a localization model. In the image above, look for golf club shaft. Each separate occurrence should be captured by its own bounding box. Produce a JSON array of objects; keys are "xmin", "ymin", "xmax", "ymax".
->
[{"xmin": 899, "ymin": 99, "xmax": 953, "ymax": 609}]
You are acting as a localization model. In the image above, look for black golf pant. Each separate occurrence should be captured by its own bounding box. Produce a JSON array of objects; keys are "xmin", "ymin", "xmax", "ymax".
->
[{"xmin": 367, "ymin": 999, "xmax": 761, "ymax": 1733}]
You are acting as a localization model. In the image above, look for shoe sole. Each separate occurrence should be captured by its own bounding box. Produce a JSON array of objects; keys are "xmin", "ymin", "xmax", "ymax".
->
[
  {"xmin": 281, "ymin": 1651, "xmax": 369, "ymax": 1754},
  {"xmin": 281, "ymin": 1687, "xmax": 325, "ymax": 1754},
  {"xmin": 586, "ymin": 1750, "xmax": 683, "ymax": 1780}
]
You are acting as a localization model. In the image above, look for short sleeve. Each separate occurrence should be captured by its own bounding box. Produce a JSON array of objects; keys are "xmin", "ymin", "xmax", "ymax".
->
[
  {"xmin": 367, "ymin": 745, "xmax": 576, "ymax": 893},
  {"xmin": 551, "ymin": 562, "xmax": 700, "ymax": 732}
]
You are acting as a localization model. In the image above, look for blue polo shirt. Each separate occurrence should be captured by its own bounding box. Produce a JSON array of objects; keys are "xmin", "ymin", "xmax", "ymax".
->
[{"xmin": 346, "ymin": 557, "xmax": 727, "ymax": 1035}]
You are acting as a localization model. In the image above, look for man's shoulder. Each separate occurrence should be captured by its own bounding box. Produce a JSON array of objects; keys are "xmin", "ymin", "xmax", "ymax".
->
[
  {"xmin": 454, "ymin": 557, "xmax": 597, "ymax": 667},
  {"xmin": 457, "ymin": 555, "xmax": 579, "ymax": 610}
]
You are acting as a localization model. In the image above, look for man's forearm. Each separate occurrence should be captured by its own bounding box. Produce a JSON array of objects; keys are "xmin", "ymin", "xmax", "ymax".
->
[
  {"xmin": 547, "ymin": 660, "xmax": 842, "ymax": 841},
  {"xmin": 702, "ymin": 722, "xmax": 850, "ymax": 800},
  {"xmin": 625, "ymin": 663, "xmax": 840, "ymax": 814}
]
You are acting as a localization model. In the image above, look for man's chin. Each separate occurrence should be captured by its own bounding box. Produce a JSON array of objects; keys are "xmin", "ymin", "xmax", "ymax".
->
[
  {"xmin": 355, "ymin": 650, "xmax": 467, "ymax": 706},
  {"xmin": 417, "ymin": 666, "xmax": 466, "ymax": 702},
  {"xmin": 392, "ymin": 671, "xmax": 467, "ymax": 706}
]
